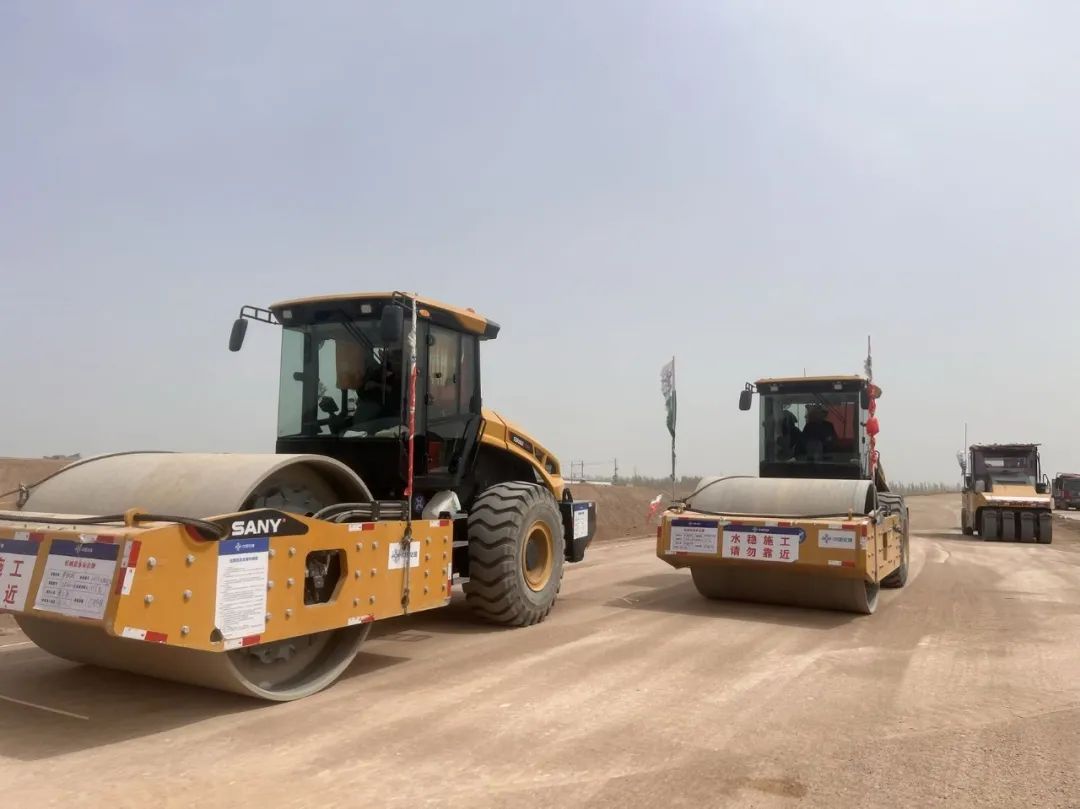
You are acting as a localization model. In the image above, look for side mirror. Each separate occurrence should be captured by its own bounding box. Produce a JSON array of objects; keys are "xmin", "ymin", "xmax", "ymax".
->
[
  {"xmin": 229, "ymin": 318, "xmax": 248, "ymax": 352},
  {"xmin": 860, "ymin": 388, "xmax": 870, "ymax": 409},
  {"xmin": 381, "ymin": 306, "xmax": 405, "ymax": 343},
  {"xmin": 964, "ymin": 475, "xmax": 973, "ymax": 490},
  {"xmin": 738, "ymin": 389, "xmax": 753, "ymax": 411}
]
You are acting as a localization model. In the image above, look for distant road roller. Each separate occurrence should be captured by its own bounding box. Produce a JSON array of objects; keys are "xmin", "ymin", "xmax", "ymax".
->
[
  {"xmin": 0, "ymin": 293, "xmax": 596, "ymax": 700},
  {"xmin": 657, "ymin": 375, "xmax": 908, "ymax": 614},
  {"xmin": 960, "ymin": 443, "xmax": 1051, "ymax": 542}
]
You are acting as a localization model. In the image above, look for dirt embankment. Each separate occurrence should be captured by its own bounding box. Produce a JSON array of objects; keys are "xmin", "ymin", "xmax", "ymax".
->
[
  {"xmin": 570, "ymin": 483, "xmax": 671, "ymax": 541},
  {"xmin": 0, "ymin": 458, "xmax": 68, "ymax": 508}
]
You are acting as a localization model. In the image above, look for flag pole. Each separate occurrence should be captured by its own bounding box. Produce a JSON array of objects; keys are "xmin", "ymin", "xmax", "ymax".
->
[
  {"xmin": 670, "ymin": 356, "xmax": 676, "ymax": 501},
  {"xmin": 661, "ymin": 355, "xmax": 677, "ymax": 502}
]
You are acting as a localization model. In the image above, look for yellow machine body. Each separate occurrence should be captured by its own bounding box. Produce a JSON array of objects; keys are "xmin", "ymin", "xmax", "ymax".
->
[
  {"xmin": 658, "ymin": 504, "xmax": 905, "ymax": 614},
  {"xmin": 479, "ymin": 408, "xmax": 565, "ymax": 499},
  {"xmin": 0, "ymin": 513, "xmax": 450, "ymax": 652}
]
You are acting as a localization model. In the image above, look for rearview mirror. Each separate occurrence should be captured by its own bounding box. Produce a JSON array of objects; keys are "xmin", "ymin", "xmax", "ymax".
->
[
  {"xmin": 738, "ymin": 389, "xmax": 753, "ymax": 411},
  {"xmin": 381, "ymin": 306, "xmax": 405, "ymax": 343},
  {"xmin": 860, "ymin": 388, "xmax": 870, "ymax": 409},
  {"xmin": 229, "ymin": 318, "xmax": 248, "ymax": 352}
]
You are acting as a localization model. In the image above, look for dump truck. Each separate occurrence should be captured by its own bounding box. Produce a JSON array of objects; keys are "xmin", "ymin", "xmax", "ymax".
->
[
  {"xmin": 1051, "ymin": 473, "xmax": 1080, "ymax": 511},
  {"xmin": 960, "ymin": 443, "xmax": 1051, "ymax": 542},
  {"xmin": 0, "ymin": 292, "xmax": 596, "ymax": 700},
  {"xmin": 657, "ymin": 375, "xmax": 908, "ymax": 614}
]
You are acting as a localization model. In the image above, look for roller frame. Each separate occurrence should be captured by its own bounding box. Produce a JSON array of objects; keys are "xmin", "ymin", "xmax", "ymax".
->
[
  {"xmin": 0, "ymin": 453, "xmax": 452, "ymax": 700},
  {"xmin": 657, "ymin": 477, "xmax": 905, "ymax": 615}
]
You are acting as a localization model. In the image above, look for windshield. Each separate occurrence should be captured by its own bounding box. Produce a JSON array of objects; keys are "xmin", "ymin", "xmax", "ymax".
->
[
  {"xmin": 1066, "ymin": 479, "xmax": 1080, "ymax": 493},
  {"xmin": 973, "ymin": 452, "xmax": 1036, "ymax": 485},
  {"xmin": 277, "ymin": 321, "xmax": 404, "ymax": 439},
  {"xmin": 761, "ymin": 392, "xmax": 860, "ymax": 466}
]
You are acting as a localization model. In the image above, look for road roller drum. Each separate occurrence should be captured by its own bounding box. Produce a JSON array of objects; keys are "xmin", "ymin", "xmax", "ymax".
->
[{"xmin": 0, "ymin": 453, "xmax": 452, "ymax": 700}]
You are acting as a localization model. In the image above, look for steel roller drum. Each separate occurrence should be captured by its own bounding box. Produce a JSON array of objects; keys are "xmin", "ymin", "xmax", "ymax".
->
[
  {"xmin": 15, "ymin": 452, "xmax": 375, "ymax": 700},
  {"xmin": 686, "ymin": 476, "xmax": 879, "ymax": 614}
]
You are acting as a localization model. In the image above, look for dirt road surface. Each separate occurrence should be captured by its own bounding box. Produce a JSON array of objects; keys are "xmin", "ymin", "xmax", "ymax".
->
[{"xmin": 1, "ymin": 494, "xmax": 1078, "ymax": 808}]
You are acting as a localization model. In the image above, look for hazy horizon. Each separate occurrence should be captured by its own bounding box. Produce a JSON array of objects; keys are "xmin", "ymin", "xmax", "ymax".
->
[{"xmin": 4, "ymin": 2, "xmax": 1079, "ymax": 484}]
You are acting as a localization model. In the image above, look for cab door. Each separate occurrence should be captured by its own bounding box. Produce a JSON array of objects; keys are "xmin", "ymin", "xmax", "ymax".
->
[{"xmin": 416, "ymin": 323, "xmax": 482, "ymax": 490}]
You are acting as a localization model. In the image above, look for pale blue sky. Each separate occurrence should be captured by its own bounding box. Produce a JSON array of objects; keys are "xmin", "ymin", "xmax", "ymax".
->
[{"xmin": 3, "ymin": 2, "xmax": 1078, "ymax": 483}]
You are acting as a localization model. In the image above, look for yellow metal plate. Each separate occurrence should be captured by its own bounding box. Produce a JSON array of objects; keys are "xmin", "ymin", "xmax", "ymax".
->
[
  {"xmin": 0, "ymin": 515, "xmax": 453, "ymax": 652},
  {"xmin": 657, "ymin": 511, "xmax": 903, "ymax": 584}
]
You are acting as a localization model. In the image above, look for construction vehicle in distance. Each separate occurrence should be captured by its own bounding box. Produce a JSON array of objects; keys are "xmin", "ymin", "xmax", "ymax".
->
[
  {"xmin": 0, "ymin": 292, "xmax": 596, "ymax": 701},
  {"xmin": 1051, "ymin": 473, "xmax": 1080, "ymax": 511},
  {"xmin": 959, "ymin": 444, "xmax": 1051, "ymax": 542},
  {"xmin": 657, "ymin": 374, "xmax": 908, "ymax": 615}
]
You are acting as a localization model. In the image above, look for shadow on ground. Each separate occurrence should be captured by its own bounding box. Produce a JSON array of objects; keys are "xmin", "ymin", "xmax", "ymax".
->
[
  {"xmin": 604, "ymin": 571, "xmax": 863, "ymax": 630},
  {"xmin": 0, "ymin": 595, "xmax": 511, "ymax": 762}
]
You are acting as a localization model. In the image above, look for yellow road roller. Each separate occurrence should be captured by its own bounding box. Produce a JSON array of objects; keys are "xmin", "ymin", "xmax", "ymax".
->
[
  {"xmin": 0, "ymin": 292, "xmax": 596, "ymax": 700},
  {"xmin": 960, "ymin": 443, "xmax": 1052, "ymax": 542},
  {"xmin": 657, "ymin": 375, "xmax": 908, "ymax": 614}
]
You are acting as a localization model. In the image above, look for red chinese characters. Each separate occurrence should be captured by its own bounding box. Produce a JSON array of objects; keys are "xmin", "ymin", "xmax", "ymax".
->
[{"xmin": 2, "ymin": 583, "xmax": 17, "ymax": 606}]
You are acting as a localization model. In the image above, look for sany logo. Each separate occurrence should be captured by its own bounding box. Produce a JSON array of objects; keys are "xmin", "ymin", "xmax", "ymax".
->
[{"xmin": 231, "ymin": 517, "xmax": 284, "ymax": 537}]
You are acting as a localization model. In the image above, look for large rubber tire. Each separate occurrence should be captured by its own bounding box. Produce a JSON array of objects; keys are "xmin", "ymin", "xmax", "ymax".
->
[
  {"xmin": 961, "ymin": 509, "xmax": 974, "ymax": 535},
  {"xmin": 1019, "ymin": 513, "xmax": 1036, "ymax": 543},
  {"xmin": 464, "ymin": 482, "xmax": 565, "ymax": 627},
  {"xmin": 1038, "ymin": 513, "xmax": 1053, "ymax": 544},
  {"xmin": 1000, "ymin": 510, "xmax": 1016, "ymax": 541},
  {"xmin": 979, "ymin": 509, "xmax": 998, "ymax": 540},
  {"xmin": 882, "ymin": 519, "xmax": 909, "ymax": 589}
]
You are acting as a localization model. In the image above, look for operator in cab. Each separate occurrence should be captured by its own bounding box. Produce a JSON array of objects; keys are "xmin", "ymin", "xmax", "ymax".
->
[{"xmin": 800, "ymin": 405, "xmax": 837, "ymax": 460}]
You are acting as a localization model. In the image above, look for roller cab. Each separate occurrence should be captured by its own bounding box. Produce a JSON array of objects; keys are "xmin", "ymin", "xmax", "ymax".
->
[{"xmin": 660, "ymin": 372, "xmax": 910, "ymax": 614}]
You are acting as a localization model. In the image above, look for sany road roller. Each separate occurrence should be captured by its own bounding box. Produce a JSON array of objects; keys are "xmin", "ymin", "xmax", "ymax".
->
[
  {"xmin": 0, "ymin": 292, "xmax": 596, "ymax": 700},
  {"xmin": 657, "ymin": 375, "xmax": 909, "ymax": 614}
]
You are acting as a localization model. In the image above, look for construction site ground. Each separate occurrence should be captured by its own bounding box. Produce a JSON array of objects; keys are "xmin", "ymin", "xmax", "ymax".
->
[{"xmin": 2, "ymin": 493, "xmax": 1079, "ymax": 807}]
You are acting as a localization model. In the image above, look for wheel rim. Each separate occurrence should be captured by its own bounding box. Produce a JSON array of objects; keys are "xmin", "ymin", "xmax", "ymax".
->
[{"xmin": 522, "ymin": 520, "xmax": 554, "ymax": 592}]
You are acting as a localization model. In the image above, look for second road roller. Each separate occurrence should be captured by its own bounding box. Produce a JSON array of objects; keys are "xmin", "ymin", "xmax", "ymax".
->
[{"xmin": 657, "ymin": 373, "xmax": 909, "ymax": 614}]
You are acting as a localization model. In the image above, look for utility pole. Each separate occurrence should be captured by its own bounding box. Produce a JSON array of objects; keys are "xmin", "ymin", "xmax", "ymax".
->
[{"xmin": 613, "ymin": 458, "xmax": 619, "ymax": 484}]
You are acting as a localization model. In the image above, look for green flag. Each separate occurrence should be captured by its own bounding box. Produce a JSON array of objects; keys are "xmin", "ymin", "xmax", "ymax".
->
[{"xmin": 661, "ymin": 358, "xmax": 676, "ymax": 439}]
